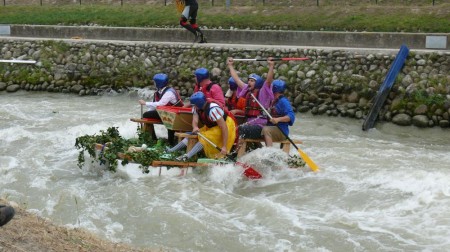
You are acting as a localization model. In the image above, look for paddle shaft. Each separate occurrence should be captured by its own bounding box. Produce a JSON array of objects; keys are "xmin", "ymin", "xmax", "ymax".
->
[
  {"xmin": 233, "ymin": 57, "xmax": 309, "ymax": 62},
  {"xmin": 250, "ymin": 93, "xmax": 319, "ymax": 172},
  {"xmin": 0, "ymin": 59, "xmax": 37, "ymax": 64}
]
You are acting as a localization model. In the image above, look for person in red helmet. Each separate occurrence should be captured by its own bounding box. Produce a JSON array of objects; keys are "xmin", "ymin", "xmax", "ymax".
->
[
  {"xmin": 179, "ymin": 0, "xmax": 207, "ymax": 43},
  {"xmin": 138, "ymin": 73, "xmax": 183, "ymax": 146}
]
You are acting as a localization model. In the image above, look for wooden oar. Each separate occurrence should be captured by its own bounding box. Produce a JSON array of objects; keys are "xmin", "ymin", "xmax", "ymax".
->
[
  {"xmin": 0, "ymin": 59, "xmax": 37, "ymax": 64},
  {"xmin": 250, "ymin": 93, "xmax": 319, "ymax": 172},
  {"xmin": 197, "ymin": 132, "xmax": 262, "ymax": 179}
]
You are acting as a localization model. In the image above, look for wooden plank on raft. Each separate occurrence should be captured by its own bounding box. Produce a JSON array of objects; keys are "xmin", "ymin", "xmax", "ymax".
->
[
  {"xmin": 237, "ymin": 138, "xmax": 303, "ymax": 158},
  {"xmin": 152, "ymin": 160, "xmax": 209, "ymax": 167}
]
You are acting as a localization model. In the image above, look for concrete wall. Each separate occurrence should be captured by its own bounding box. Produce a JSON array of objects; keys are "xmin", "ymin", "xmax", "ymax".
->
[
  {"xmin": 4, "ymin": 25, "xmax": 450, "ymax": 50},
  {"xmin": 0, "ymin": 38, "xmax": 449, "ymax": 128}
]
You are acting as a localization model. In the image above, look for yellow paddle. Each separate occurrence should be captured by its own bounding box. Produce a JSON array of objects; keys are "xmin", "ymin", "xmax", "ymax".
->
[{"xmin": 250, "ymin": 93, "xmax": 319, "ymax": 172}]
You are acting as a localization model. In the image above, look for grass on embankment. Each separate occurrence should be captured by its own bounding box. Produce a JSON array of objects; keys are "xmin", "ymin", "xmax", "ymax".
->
[{"xmin": 0, "ymin": 4, "xmax": 449, "ymax": 33}]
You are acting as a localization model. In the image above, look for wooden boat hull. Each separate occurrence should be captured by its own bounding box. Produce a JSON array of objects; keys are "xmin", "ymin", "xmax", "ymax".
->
[
  {"xmin": 93, "ymin": 143, "xmax": 226, "ymax": 179},
  {"xmin": 156, "ymin": 106, "xmax": 246, "ymax": 132},
  {"xmin": 156, "ymin": 106, "xmax": 195, "ymax": 131}
]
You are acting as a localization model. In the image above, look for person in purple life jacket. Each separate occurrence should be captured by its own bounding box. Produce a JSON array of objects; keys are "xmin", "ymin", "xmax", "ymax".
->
[
  {"xmin": 227, "ymin": 57, "xmax": 275, "ymax": 150},
  {"xmin": 138, "ymin": 73, "xmax": 183, "ymax": 146}
]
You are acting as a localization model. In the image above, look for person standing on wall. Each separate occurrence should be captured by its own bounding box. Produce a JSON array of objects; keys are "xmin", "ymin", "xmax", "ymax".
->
[{"xmin": 179, "ymin": 0, "xmax": 207, "ymax": 43}]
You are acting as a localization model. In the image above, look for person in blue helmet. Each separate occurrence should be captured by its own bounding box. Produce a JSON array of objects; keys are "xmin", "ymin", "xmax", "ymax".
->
[
  {"xmin": 138, "ymin": 73, "xmax": 183, "ymax": 146},
  {"xmin": 189, "ymin": 67, "xmax": 225, "ymax": 107},
  {"xmin": 261, "ymin": 79, "xmax": 296, "ymax": 147},
  {"xmin": 179, "ymin": 0, "xmax": 207, "ymax": 43},
  {"xmin": 225, "ymin": 77, "xmax": 246, "ymax": 116},
  {"xmin": 226, "ymin": 57, "xmax": 275, "ymax": 151},
  {"xmin": 167, "ymin": 92, "xmax": 236, "ymax": 161}
]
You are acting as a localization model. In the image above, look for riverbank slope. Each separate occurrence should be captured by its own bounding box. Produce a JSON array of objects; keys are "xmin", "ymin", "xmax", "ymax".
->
[{"xmin": 0, "ymin": 199, "xmax": 155, "ymax": 252}]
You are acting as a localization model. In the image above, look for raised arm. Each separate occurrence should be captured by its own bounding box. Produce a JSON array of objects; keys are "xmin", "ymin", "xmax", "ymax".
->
[
  {"xmin": 265, "ymin": 57, "xmax": 275, "ymax": 86},
  {"xmin": 227, "ymin": 57, "xmax": 246, "ymax": 89}
]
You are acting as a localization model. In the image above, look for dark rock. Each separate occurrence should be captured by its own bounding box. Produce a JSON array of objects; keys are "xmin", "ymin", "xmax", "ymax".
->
[
  {"xmin": 0, "ymin": 82, "xmax": 6, "ymax": 91},
  {"xmin": 6, "ymin": 84, "xmax": 20, "ymax": 92},
  {"xmin": 412, "ymin": 115, "xmax": 429, "ymax": 128},
  {"xmin": 392, "ymin": 113, "xmax": 412, "ymax": 126}
]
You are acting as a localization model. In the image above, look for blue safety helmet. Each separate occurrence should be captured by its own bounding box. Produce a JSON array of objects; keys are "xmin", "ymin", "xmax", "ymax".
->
[
  {"xmin": 228, "ymin": 77, "xmax": 237, "ymax": 90},
  {"xmin": 248, "ymin": 73, "xmax": 264, "ymax": 89},
  {"xmin": 153, "ymin": 73, "xmax": 169, "ymax": 89},
  {"xmin": 272, "ymin": 79, "xmax": 287, "ymax": 94},
  {"xmin": 190, "ymin": 92, "xmax": 207, "ymax": 109},
  {"xmin": 194, "ymin": 68, "xmax": 210, "ymax": 83}
]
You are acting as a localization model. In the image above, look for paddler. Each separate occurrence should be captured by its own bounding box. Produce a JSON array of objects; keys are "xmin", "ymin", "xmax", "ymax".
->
[
  {"xmin": 138, "ymin": 73, "xmax": 183, "ymax": 146},
  {"xmin": 166, "ymin": 92, "xmax": 236, "ymax": 161},
  {"xmin": 261, "ymin": 80, "xmax": 296, "ymax": 147},
  {"xmin": 226, "ymin": 57, "xmax": 275, "ymax": 150}
]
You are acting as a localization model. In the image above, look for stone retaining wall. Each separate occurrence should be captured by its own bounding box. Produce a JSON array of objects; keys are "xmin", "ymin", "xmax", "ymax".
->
[{"xmin": 0, "ymin": 39, "xmax": 449, "ymax": 128}]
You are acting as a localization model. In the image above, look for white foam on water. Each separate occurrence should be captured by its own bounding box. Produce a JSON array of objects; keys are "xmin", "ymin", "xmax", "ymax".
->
[{"xmin": 2, "ymin": 93, "xmax": 450, "ymax": 251}]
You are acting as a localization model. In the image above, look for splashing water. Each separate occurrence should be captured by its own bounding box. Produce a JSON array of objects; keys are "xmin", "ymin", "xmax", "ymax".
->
[{"xmin": 1, "ymin": 91, "xmax": 449, "ymax": 251}]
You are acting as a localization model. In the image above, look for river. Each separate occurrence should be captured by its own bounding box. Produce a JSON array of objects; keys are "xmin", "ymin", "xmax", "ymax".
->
[{"xmin": 1, "ymin": 91, "xmax": 449, "ymax": 252}]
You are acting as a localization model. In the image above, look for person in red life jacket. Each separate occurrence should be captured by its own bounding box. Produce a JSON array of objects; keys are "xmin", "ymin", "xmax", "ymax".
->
[
  {"xmin": 226, "ymin": 57, "xmax": 275, "ymax": 147},
  {"xmin": 138, "ymin": 73, "xmax": 183, "ymax": 146},
  {"xmin": 166, "ymin": 92, "xmax": 236, "ymax": 161},
  {"xmin": 179, "ymin": 0, "xmax": 207, "ymax": 43},
  {"xmin": 224, "ymin": 77, "xmax": 246, "ymax": 116},
  {"xmin": 184, "ymin": 67, "xmax": 225, "ymax": 108},
  {"xmin": 261, "ymin": 80, "xmax": 296, "ymax": 147}
]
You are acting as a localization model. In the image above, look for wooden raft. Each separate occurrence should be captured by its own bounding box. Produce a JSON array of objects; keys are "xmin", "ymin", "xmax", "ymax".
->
[
  {"xmin": 237, "ymin": 138, "xmax": 303, "ymax": 158},
  {"xmin": 130, "ymin": 118, "xmax": 163, "ymax": 139},
  {"xmin": 174, "ymin": 132, "xmax": 198, "ymax": 153},
  {"xmin": 95, "ymin": 143, "xmax": 208, "ymax": 168}
]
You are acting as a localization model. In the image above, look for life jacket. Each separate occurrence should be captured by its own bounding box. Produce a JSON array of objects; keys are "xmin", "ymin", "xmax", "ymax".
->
[
  {"xmin": 244, "ymin": 89, "xmax": 263, "ymax": 118},
  {"xmin": 153, "ymin": 87, "xmax": 184, "ymax": 107},
  {"xmin": 197, "ymin": 102, "xmax": 228, "ymax": 128},
  {"xmin": 198, "ymin": 82, "xmax": 219, "ymax": 96},
  {"xmin": 227, "ymin": 92, "xmax": 247, "ymax": 111},
  {"xmin": 269, "ymin": 95, "xmax": 285, "ymax": 118},
  {"xmin": 226, "ymin": 92, "xmax": 238, "ymax": 111}
]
